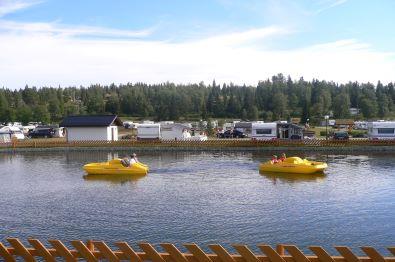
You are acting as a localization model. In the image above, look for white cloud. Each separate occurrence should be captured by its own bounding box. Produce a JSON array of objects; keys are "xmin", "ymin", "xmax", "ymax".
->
[
  {"xmin": 0, "ymin": 20, "xmax": 154, "ymax": 38},
  {"xmin": 196, "ymin": 26, "xmax": 292, "ymax": 47},
  {"xmin": 0, "ymin": 0, "xmax": 41, "ymax": 17},
  {"xmin": 0, "ymin": 25, "xmax": 394, "ymax": 89},
  {"xmin": 0, "ymin": 0, "xmax": 153, "ymax": 38},
  {"xmin": 315, "ymin": 0, "xmax": 348, "ymax": 14}
]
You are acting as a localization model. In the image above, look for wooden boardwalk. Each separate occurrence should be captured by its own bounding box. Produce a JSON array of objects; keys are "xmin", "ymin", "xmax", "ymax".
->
[
  {"xmin": 0, "ymin": 238, "xmax": 394, "ymax": 261},
  {"xmin": 2, "ymin": 138, "xmax": 395, "ymax": 149}
]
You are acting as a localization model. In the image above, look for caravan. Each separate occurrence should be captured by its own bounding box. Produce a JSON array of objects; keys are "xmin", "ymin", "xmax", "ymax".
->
[
  {"xmin": 368, "ymin": 121, "xmax": 395, "ymax": 140},
  {"xmin": 251, "ymin": 122, "xmax": 277, "ymax": 140},
  {"xmin": 0, "ymin": 126, "xmax": 25, "ymax": 140},
  {"xmin": 137, "ymin": 124, "xmax": 161, "ymax": 140}
]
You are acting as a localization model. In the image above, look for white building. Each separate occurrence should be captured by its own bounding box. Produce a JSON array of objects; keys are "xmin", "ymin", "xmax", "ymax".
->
[
  {"xmin": 222, "ymin": 122, "xmax": 234, "ymax": 130},
  {"xmin": 251, "ymin": 122, "xmax": 277, "ymax": 140},
  {"xmin": 349, "ymin": 108, "xmax": 360, "ymax": 116},
  {"xmin": 368, "ymin": 121, "xmax": 395, "ymax": 139},
  {"xmin": 320, "ymin": 119, "xmax": 336, "ymax": 127},
  {"xmin": 137, "ymin": 123, "xmax": 161, "ymax": 140},
  {"xmin": 161, "ymin": 123, "xmax": 191, "ymax": 140},
  {"xmin": 354, "ymin": 121, "xmax": 368, "ymax": 130},
  {"xmin": 59, "ymin": 115, "xmax": 122, "ymax": 141},
  {"xmin": 142, "ymin": 120, "xmax": 155, "ymax": 124}
]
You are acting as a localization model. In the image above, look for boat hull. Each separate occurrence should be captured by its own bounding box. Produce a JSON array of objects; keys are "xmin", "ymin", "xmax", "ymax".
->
[
  {"xmin": 83, "ymin": 159, "xmax": 149, "ymax": 176},
  {"xmin": 259, "ymin": 157, "xmax": 327, "ymax": 174}
]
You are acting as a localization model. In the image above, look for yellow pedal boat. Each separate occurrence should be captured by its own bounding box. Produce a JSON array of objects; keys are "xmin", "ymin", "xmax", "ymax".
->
[
  {"xmin": 83, "ymin": 159, "xmax": 149, "ymax": 176},
  {"xmin": 259, "ymin": 157, "xmax": 327, "ymax": 174}
]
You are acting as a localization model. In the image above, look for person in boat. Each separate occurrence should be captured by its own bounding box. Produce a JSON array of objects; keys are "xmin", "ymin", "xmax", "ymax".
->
[
  {"xmin": 120, "ymin": 153, "xmax": 138, "ymax": 167},
  {"xmin": 279, "ymin": 153, "xmax": 286, "ymax": 162},
  {"xmin": 120, "ymin": 156, "xmax": 131, "ymax": 167},
  {"xmin": 271, "ymin": 155, "xmax": 279, "ymax": 164},
  {"xmin": 130, "ymin": 153, "xmax": 139, "ymax": 165}
]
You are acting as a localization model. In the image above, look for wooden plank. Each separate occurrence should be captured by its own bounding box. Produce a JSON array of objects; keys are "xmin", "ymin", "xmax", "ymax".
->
[
  {"xmin": 116, "ymin": 242, "xmax": 143, "ymax": 262},
  {"xmin": 92, "ymin": 241, "xmax": 119, "ymax": 262},
  {"xmin": 209, "ymin": 244, "xmax": 236, "ymax": 262},
  {"xmin": 161, "ymin": 243, "xmax": 189, "ymax": 262},
  {"xmin": 48, "ymin": 239, "xmax": 76, "ymax": 262},
  {"xmin": 283, "ymin": 245, "xmax": 310, "ymax": 262},
  {"xmin": 28, "ymin": 239, "xmax": 55, "ymax": 262},
  {"xmin": 71, "ymin": 240, "xmax": 97, "ymax": 262},
  {"xmin": 387, "ymin": 247, "xmax": 395, "ymax": 256},
  {"xmin": 86, "ymin": 240, "xmax": 95, "ymax": 252},
  {"xmin": 0, "ymin": 242, "xmax": 15, "ymax": 262},
  {"xmin": 184, "ymin": 243, "xmax": 212, "ymax": 262},
  {"xmin": 7, "ymin": 238, "xmax": 35, "ymax": 262},
  {"xmin": 360, "ymin": 247, "xmax": 385, "ymax": 262},
  {"xmin": 309, "ymin": 246, "xmax": 334, "ymax": 262},
  {"xmin": 334, "ymin": 246, "xmax": 360, "ymax": 262},
  {"xmin": 232, "ymin": 245, "xmax": 259, "ymax": 262},
  {"xmin": 258, "ymin": 245, "xmax": 286, "ymax": 262},
  {"xmin": 276, "ymin": 245, "xmax": 285, "ymax": 256},
  {"xmin": 139, "ymin": 243, "xmax": 165, "ymax": 262}
]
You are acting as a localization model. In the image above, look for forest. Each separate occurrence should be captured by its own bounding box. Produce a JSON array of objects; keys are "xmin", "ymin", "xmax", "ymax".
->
[{"xmin": 0, "ymin": 74, "xmax": 394, "ymax": 125}]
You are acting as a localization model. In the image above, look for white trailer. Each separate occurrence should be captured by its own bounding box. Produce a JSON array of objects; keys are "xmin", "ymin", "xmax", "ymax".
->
[
  {"xmin": 137, "ymin": 124, "xmax": 161, "ymax": 140},
  {"xmin": 368, "ymin": 121, "xmax": 395, "ymax": 139},
  {"xmin": 0, "ymin": 126, "xmax": 25, "ymax": 139},
  {"xmin": 161, "ymin": 123, "xmax": 191, "ymax": 140},
  {"xmin": 251, "ymin": 122, "xmax": 277, "ymax": 140}
]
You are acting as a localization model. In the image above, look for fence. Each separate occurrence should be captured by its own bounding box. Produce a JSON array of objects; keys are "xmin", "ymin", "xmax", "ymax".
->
[
  {"xmin": 2, "ymin": 138, "xmax": 395, "ymax": 149},
  {"xmin": 0, "ymin": 238, "xmax": 394, "ymax": 261}
]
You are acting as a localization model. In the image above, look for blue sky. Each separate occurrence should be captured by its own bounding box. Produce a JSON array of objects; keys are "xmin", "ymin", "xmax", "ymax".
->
[{"xmin": 0, "ymin": 0, "xmax": 395, "ymax": 88}]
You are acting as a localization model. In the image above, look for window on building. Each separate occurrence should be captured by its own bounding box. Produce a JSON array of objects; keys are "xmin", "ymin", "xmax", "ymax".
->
[
  {"xmin": 377, "ymin": 128, "xmax": 395, "ymax": 134},
  {"xmin": 256, "ymin": 129, "xmax": 272, "ymax": 135}
]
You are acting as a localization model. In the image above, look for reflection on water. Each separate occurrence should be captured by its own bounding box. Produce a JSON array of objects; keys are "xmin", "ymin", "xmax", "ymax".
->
[
  {"xmin": 260, "ymin": 171, "xmax": 326, "ymax": 184},
  {"xmin": 0, "ymin": 150, "xmax": 394, "ymax": 253},
  {"xmin": 83, "ymin": 174, "xmax": 145, "ymax": 185}
]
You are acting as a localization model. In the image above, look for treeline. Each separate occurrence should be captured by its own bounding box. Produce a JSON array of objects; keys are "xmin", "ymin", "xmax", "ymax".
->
[{"xmin": 1, "ymin": 74, "xmax": 394, "ymax": 124}]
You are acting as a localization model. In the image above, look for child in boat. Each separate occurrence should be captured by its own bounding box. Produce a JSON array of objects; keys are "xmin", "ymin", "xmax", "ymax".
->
[
  {"xmin": 279, "ymin": 153, "xmax": 286, "ymax": 162},
  {"xmin": 271, "ymin": 155, "xmax": 279, "ymax": 164}
]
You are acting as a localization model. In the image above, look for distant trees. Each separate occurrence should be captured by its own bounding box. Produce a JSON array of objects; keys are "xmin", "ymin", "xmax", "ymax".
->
[
  {"xmin": 333, "ymin": 92, "xmax": 351, "ymax": 118},
  {"xmin": 0, "ymin": 74, "xmax": 394, "ymax": 124}
]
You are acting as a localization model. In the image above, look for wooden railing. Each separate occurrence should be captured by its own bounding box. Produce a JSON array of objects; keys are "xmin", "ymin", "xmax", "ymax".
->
[
  {"xmin": 0, "ymin": 238, "xmax": 394, "ymax": 261},
  {"xmin": 1, "ymin": 138, "xmax": 395, "ymax": 149}
]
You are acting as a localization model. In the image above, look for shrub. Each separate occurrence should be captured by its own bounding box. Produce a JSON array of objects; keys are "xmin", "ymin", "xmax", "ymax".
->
[
  {"xmin": 320, "ymin": 130, "xmax": 333, "ymax": 137},
  {"xmin": 350, "ymin": 130, "xmax": 367, "ymax": 138}
]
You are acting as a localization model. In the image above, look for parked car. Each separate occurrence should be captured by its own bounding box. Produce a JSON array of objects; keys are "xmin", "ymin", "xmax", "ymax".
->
[
  {"xmin": 28, "ymin": 127, "xmax": 55, "ymax": 138},
  {"xmin": 217, "ymin": 130, "xmax": 246, "ymax": 138},
  {"xmin": 217, "ymin": 130, "xmax": 232, "ymax": 138},
  {"xmin": 290, "ymin": 134, "xmax": 302, "ymax": 140},
  {"xmin": 232, "ymin": 129, "xmax": 246, "ymax": 138},
  {"xmin": 333, "ymin": 131, "xmax": 349, "ymax": 140}
]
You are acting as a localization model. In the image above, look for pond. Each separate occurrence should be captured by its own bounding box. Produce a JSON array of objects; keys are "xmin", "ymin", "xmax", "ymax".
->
[{"xmin": 0, "ymin": 150, "xmax": 394, "ymax": 254}]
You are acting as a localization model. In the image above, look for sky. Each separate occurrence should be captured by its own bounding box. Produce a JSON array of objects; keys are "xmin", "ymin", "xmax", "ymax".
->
[{"xmin": 0, "ymin": 0, "xmax": 395, "ymax": 89}]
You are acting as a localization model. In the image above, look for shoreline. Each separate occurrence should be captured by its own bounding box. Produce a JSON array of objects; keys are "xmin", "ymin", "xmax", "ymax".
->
[{"xmin": 1, "ymin": 145, "xmax": 395, "ymax": 153}]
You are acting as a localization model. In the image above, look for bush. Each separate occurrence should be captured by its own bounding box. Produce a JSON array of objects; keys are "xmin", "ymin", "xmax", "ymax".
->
[
  {"xmin": 349, "ymin": 130, "xmax": 367, "ymax": 138},
  {"xmin": 320, "ymin": 130, "xmax": 333, "ymax": 137}
]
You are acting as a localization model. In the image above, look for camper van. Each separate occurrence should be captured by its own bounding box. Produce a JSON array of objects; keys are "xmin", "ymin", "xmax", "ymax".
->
[
  {"xmin": 368, "ymin": 121, "xmax": 395, "ymax": 140},
  {"xmin": 137, "ymin": 124, "xmax": 161, "ymax": 140},
  {"xmin": 251, "ymin": 122, "xmax": 277, "ymax": 140}
]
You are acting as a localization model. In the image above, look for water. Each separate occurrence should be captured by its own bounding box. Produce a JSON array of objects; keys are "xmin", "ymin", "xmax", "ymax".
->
[{"xmin": 0, "ymin": 151, "xmax": 394, "ymax": 254}]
